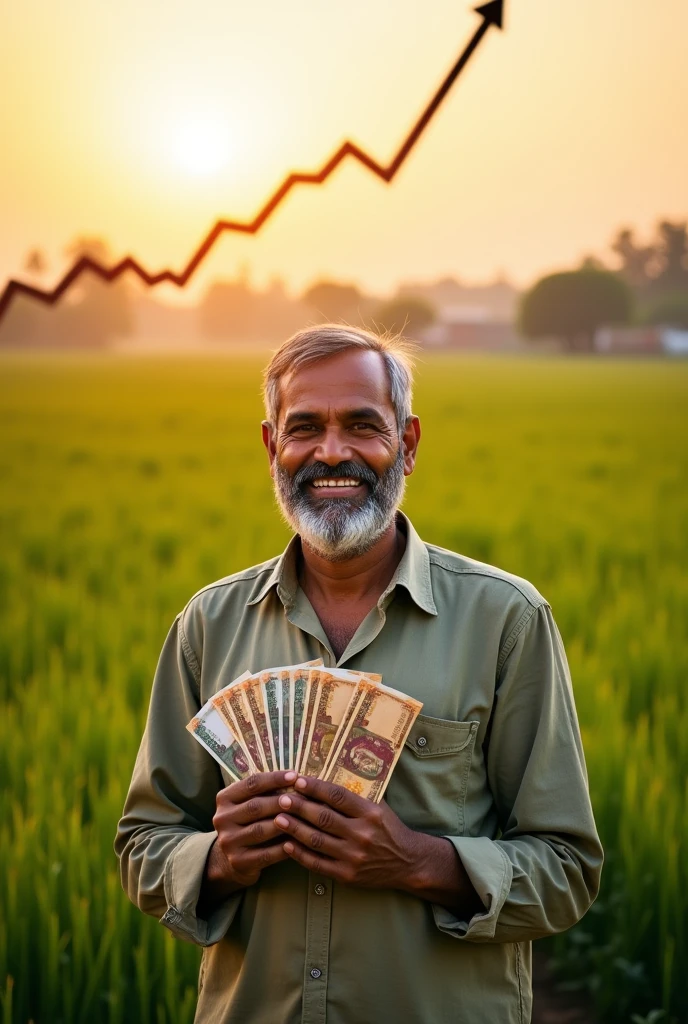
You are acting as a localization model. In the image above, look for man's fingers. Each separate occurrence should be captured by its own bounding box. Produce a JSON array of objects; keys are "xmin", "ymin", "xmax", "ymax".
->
[
  {"xmin": 274, "ymin": 813, "xmax": 344, "ymax": 856},
  {"xmin": 292, "ymin": 775, "xmax": 369, "ymax": 817},
  {"xmin": 276, "ymin": 793, "xmax": 350, "ymax": 838},
  {"xmin": 232, "ymin": 794, "xmax": 284, "ymax": 825},
  {"xmin": 240, "ymin": 818, "xmax": 284, "ymax": 846},
  {"xmin": 242, "ymin": 841, "xmax": 290, "ymax": 872},
  {"xmin": 222, "ymin": 770, "xmax": 297, "ymax": 804},
  {"xmin": 282, "ymin": 840, "xmax": 346, "ymax": 880}
]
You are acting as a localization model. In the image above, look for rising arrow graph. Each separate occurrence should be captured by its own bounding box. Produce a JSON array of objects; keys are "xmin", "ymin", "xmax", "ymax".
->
[{"xmin": 0, "ymin": 0, "xmax": 504, "ymax": 324}]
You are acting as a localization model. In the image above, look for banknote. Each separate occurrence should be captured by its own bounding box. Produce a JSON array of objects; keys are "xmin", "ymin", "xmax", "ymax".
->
[
  {"xmin": 187, "ymin": 659, "xmax": 420, "ymax": 805},
  {"xmin": 279, "ymin": 659, "xmax": 324, "ymax": 769},
  {"xmin": 300, "ymin": 670, "xmax": 361, "ymax": 780},
  {"xmin": 258, "ymin": 668, "xmax": 291, "ymax": 771},
  {"xmin": 296, "ymin": 670, "xmax": 322, "ymax": 773},
  {"xmin": 319, "ymin": 670, "xmax": 382, "ymax": 779},
  {"xmin": 219, "ymin": 681, "xmax": 268, "ymax": 771},
  {"xmin": 210, "ymin": 672, "xmax": 261, "ymax": 772},
  {"xmin": 280, "ymin": 670, "xmax": 291, "ymax": 771},
  {"xmin": 323, "ymin": 680, "xmax": 422, "ymax": 803},
  {"xmin": 208, "ymin": 670, "xmax": 251, "ymax": 723},
  {"xmin": 258, "ymin": 670, "xmax": 281, "ymax": 770},
  {"xmin": 260, "ymin": 661, "xmax": 323, "ymax": 770},
  {"xmin": 205, "ymin": 670, "xmax": 261, "ymax": 774},
  {"xmin": 186, "ymin": 700, "xmax": 252, "ymax": 780},
  {"xmin": 245, "ymin": 677, "xmax": 277, "ymax": 771},
  {"xmin": 289, "ymin": 666, "xmax": 310, "ymax": 770}
]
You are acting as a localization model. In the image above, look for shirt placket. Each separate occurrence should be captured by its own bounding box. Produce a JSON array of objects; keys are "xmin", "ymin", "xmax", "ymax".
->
[
  {"xmin": 284, "ymin": 585, "xmax": 395, "ymax": 1024},
  {"xmin": 301, "ymin": 871, "xmax": 332, "ymax": 1024}
]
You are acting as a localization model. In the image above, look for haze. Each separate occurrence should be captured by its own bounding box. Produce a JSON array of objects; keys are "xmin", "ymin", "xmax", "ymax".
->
[{"xmin": 1, "ymin": 0, "xmax": 686, "ymax": 299}]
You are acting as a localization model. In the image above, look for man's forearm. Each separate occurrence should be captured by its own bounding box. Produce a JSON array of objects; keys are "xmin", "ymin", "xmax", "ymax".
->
[{"xmin": 397, "ymin": 832, "xmax": 485, "ymax": 919}]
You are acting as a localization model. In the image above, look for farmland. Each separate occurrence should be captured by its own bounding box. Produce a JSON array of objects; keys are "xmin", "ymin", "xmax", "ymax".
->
[{"xmin": 0, "ymin": 353, "xmax": 686, "ymax": 1023}]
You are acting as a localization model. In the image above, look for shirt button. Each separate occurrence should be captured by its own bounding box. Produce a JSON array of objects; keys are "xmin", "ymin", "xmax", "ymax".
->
[
  {"xmin": 416, "ymin": 736, "xmax": 427, "ymax": 748},
  {"xmin": 314, "ymin": 884, "xmax": 326, "ymax": 896},
  {"xmin": 310, "ymin": 968, "xmax": 322, "ymax": 979}
]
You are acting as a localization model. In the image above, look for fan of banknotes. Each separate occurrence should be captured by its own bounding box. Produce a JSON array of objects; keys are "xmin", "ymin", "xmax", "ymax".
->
[{"xmin": 187, "ymin": 661, "xmax": 423, "ymax": 804}]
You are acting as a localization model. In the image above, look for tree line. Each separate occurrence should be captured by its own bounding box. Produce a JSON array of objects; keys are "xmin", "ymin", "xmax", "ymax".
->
[
  {"xmin": 2, "ymin": 218, "xmax": 686, "ymax": 350},
  {"xmin": 2, "ymin": 239, "xmax": 132, "ymax": 349},
  {"xmin": 519, "ymin": 220, "xmax": 688, "ymax": 351},
  {"xmin": 0, "ymin": 245, "xmax": 437, "ymax": 348}
]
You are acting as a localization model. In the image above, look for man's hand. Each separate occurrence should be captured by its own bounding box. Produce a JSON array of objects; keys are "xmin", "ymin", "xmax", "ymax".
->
[
  {"xmin": 199, "ymin": 770, "xmax": 297, "ymax": 911},
  {"xmin": 273, "ymin": 775, "xmax": 484, "ymax": 917},
  {"xmin": 273, "ymin": 776, "xmax": 418, "ymax": 889}
]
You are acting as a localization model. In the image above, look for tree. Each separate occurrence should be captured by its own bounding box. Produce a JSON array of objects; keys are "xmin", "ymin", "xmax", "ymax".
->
[
  {"xmin": 0, "ymin": 293, "xmax": 46, "ymax": 349},
  {"xmin": 653, "ymin": 221, "xmax": 688, "ymax": 294},
  {"xmin": 641, "ymin": 292, "xmax": 688, "ymax": 330},
  {"xmin": 200, "ymin": 279, "xmax": 257, "ymax": 339},
  {"xmin": 24, "ymin": 249, "xmax": 48, "ymax": 277},
  {"xmin": 303, "ymin": 281, "xmax": 363, "ymax": 323},
  {"xmin": 371, "ymin": 296, "xmax": 435, "ymax": 338},
  {"xmin": 1, "ymin": 240, "xmax": 131, "ymax": 350},
  {"xmin": 63, "ymin": 237, "xmax": 132, "ymax": 346},
  {"xmin": 579, "ymin": 254, "xmax": 608, "ymax": 272},
  {"xmin": 519, "ymin": 269, "xmax": 633, "ymax": 351},
  {"xmin": 0, "ymin": 249, "xmax": 50, "ymax": 347},
  {"xmin": 200, "ymin": 277, "xmax": 310, "ymax": 342},
  {"xmin": 611, "ymin": 220, "xmax": 688, "ymax": 297},
  {"xmin": 611, "ymin": 228, "xmax": 655, "ymax": 291}
]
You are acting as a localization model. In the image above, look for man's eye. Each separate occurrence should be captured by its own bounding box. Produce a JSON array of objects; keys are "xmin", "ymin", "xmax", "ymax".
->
[
  {"xmin": 291, "ymin": 424, "xmax": 317, "ymax": 433},
  {"xmin": 351, "ymin": 422, "xmax": 377, "ymax": 431}
]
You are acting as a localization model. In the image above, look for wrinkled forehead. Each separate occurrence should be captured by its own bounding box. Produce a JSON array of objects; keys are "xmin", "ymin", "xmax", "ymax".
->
[{"xmin": 276, "ymin": 349, "xmax": 395, "ymax": 424}]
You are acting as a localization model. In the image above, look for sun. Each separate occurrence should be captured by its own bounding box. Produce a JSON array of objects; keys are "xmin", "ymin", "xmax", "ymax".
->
[{"xmin": 168, "ymin": 113, "xmax": 232, "ymax": 178}]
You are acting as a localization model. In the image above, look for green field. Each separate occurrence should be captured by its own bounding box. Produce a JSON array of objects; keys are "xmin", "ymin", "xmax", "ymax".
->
[{"xmin": 0, "ymin": 354, "xmax": 686, "ymax": 1024}]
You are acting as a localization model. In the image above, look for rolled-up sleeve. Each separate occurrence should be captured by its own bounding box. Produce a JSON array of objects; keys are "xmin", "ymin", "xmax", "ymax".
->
[
  {"xmin": 433, "ymin": 602, "xmax": 603, "ymax": 943},
  {"xmin": 115, "ymin": 614, "xmax": 242, "ymax": 947}
]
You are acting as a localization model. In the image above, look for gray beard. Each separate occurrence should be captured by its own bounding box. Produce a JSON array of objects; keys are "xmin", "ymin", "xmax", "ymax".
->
[{"xmin": 273, "ymin": 449, "xmax": 406, "ymax": 562}]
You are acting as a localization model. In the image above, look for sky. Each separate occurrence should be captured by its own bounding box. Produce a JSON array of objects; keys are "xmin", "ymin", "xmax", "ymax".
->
[{"xmin": 1, "ymin": 0, "xmax": 686, "ymax": 301}]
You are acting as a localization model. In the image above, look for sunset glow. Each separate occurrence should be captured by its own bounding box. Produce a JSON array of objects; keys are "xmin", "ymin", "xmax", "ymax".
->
[
  {"xmin": 167, "ymin": 114, "xmax": 233, "ymax": 179},
  {"xmin": 1, "ymin": 0, "xmax": 686, "ymax": 296}
]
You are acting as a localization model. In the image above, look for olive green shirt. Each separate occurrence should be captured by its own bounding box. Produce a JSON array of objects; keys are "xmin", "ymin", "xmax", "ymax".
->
[{"xmin": 116, "ymin": 514, "xmax": 602, "ymax": 1024}]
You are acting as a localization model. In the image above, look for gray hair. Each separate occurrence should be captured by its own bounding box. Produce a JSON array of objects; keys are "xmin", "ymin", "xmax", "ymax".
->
[{"xmin": 263, "ymin": 324, "xmax": 416, "ymax": 432}]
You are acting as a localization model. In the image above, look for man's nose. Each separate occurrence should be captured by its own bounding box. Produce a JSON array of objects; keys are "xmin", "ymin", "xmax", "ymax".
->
[{"xmin": 313, "ymin": 427, "xmax": 353, "ymax": 466}]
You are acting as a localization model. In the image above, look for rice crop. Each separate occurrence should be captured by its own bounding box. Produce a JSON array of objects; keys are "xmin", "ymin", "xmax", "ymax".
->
[{"xmin": 0, "ymin": 353, "xmax": 685, "ymax": 1023}]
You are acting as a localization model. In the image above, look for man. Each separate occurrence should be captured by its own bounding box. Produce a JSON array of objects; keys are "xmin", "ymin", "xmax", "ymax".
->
[{"xmin": 116, "ymin": 325, "xmax": 603, "ymax": 1024}]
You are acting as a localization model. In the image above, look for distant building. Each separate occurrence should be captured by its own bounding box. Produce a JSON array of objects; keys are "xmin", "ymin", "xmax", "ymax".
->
[
  {"xmin": 398, "ymin": 274, "xmax": 522, "ymax": 351},
  {"xmin": 594, "ymin": 327, "xmax": 663, "ymax": 354},
  {"xmin": 593, "ymin": 326, "xmax": 688, "ymax": 356},
  {"xmin": 133, "ymin": 295, "xmax": 200, "ymax": 342},
  {"xmin": 422, "ymin": 321, "xmax": 521, "ymax": 351},
  {"xmin": 661, "ymin": 329, "xmax": 688, "ymax": 356},
  {"xmin": 399, "ymin": 275, "xmax": 520, "ymax": 324}
]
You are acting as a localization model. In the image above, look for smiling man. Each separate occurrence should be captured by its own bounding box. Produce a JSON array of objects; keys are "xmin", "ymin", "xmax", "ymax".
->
[{"xmin": 116, "ymin": 325, "xmax": 603, "ymax": 1024}]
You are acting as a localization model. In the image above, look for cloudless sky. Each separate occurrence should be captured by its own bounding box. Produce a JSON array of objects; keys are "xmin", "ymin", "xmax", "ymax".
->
[{"xmin": 1, "ymin": 0, "xmax": 686, "ymax": 299}]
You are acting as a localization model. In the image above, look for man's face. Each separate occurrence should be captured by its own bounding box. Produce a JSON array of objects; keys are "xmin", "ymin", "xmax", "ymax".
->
[{"xmin": 262, "ymin": 349, "xmax": 420, "ymax": 561}]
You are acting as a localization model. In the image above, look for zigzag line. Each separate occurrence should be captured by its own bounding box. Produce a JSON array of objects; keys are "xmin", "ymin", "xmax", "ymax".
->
[{"xmin": 0, "ymin": 1, "xmax": 503, "ymax": 322}]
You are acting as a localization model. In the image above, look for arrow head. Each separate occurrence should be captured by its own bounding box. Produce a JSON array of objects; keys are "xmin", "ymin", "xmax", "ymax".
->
[{"xmin": 474, "ymin": 0, "xmax": 504, "ymax": 30}]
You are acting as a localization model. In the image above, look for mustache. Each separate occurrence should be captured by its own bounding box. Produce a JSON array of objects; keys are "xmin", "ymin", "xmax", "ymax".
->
[{"xmin": 291, "ymin": 461, "xmax": 379, "ymax": 490}]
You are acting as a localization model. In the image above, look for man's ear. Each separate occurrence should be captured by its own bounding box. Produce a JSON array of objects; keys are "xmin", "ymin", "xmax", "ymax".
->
[
  {"xmin": 261, "ymin": 421, "xmax": 277, "ymax": 476},
  {"xmin": 402, "ymin": 416, "xmax": 421, "ymax": 477}
]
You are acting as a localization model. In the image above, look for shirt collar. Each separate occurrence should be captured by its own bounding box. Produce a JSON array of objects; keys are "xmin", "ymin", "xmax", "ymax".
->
[{"xmin": 247, "ymin": 512, "xmax": 437, "ymax": 616}]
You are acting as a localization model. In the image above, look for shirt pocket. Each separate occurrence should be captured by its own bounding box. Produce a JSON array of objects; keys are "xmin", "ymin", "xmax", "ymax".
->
[{"xmin": 385, "ymin": 714, "xmax": 479, "ymax": 836}]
